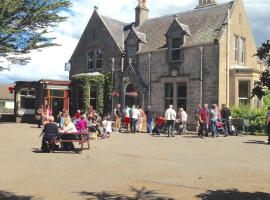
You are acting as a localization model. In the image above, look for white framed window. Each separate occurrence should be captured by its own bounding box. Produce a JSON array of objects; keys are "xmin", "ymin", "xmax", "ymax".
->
[
  {"xmin": 238, "ymin": 80, "xmax": 250, "ymax": 105},
  {"xmin": 165, "ymin": 83, "xmax": 174, "ymax": 109},
  {"xmin": 234, "ymin": 35, "xmax": 239, "ymax": 62},
  {"xmin": 87, "ymin": 51, "xmax": 94, "ymax": 70},
  {"xmin": 240, "ymin": 37, "xmax": 246, "ymax": 64},
  {"xmin": 87, "ymin": 49, "xmax": 102, "ymax": 70},
  {"xmin": 176, "ymin": 82, "xmax": 187, "ymax": 110},
  {"xmin": 170, "ymin": 37, "xmax": 183, "ymax": 62},
  {"xmin": 96, "ymin": 49, "xmax": 102, "ymax": 69},
  {"xmin": 20, "ymin": 88, "xmax": 36, "ymax": 109},
  {"xmin": 77, "ymin": 85, "xmax": 84, "ymax": 110},
  {"xmin": 89, "ymin": 85, "xmax": 98, "ymax": 110}
]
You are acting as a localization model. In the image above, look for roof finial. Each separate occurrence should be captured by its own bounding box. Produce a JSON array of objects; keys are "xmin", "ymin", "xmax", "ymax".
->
[
  {"xmin": 174, "ymin": 14, "xmax": 178, "ymax": 19},
  {"xmin": 94, "ymin": 6, "xmax": 98, "ymax": 12}
]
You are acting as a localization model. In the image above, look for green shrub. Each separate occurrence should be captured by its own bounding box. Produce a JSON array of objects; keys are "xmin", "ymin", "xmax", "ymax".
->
[{"xmin": 231, "ymin": 105, "xmax": 266, "ymax": 134}]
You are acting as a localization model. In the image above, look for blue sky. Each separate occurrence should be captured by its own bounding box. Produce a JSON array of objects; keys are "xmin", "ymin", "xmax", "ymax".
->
[{"xmin": 0, "ymin": 0, "xmax": 269, "ymax": 84}]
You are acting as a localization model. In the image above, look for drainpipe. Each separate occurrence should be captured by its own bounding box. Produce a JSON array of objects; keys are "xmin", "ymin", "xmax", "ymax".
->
[
  {"xmin": 199, "ymin": 46, "xmax": 204, "ymax": 105},
  {"xmin": 226, "ymin": 8, "xmax": 230, "ymax": 106},
  {"xmin": 111, "ymin": 58, "xmax": 115, "ymax": 115},
  {"xmin": 148, "ymin": 53, "xmax": 151, "ymax": 106}
]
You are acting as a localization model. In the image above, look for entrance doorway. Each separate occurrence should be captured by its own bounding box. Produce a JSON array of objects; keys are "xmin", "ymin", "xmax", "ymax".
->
[
  {"xmin": 125, "ymin": 84, "xmax": 140, "ymax": 107},
  {"xmin": 52, "ymin": 98, "xmax": 64, "ymax": 118}
]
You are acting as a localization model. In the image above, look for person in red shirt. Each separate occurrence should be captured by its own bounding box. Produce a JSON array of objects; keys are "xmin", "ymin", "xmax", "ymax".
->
[
  {"xmin": 156, "ymin": 114, "xmax": 165, "ymax": 135},
  {"xmin": 198, "ymin": 104, "xmax": 209, "ymax": 138}
]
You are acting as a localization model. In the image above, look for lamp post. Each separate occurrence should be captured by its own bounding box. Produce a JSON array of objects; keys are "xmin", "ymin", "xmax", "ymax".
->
[
  {"xmin": 111, "ymin": 58, "xmax": 115, "ymax": 115},
  {"xmin": 199, "ymin": 46, "xmax": 204, "ymax": 105},
  {"xmin": 148, "ymin": 53, "xmax": 151, "ymax": 107}
]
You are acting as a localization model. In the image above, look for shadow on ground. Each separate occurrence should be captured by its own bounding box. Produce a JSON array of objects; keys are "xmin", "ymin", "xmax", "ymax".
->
[
  {"xmin": 78, "ymin": 186, "xmax": 174, "ymax": 200},
  {"xmin": 0, "ymin": 190, "xmax": 36, "ymax": 200},
  {"xmin": 243, "ymin": 140, "xmax": 268, "ymax": 145},
  {"xmin": 196, "ymin": 189, "xmax": 270, "ymax": 200}
]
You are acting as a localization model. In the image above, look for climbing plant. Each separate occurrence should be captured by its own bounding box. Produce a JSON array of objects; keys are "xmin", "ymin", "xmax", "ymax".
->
[{"xmin": 71, "ymin": 73, "xmax": 112, "ymax": 115}]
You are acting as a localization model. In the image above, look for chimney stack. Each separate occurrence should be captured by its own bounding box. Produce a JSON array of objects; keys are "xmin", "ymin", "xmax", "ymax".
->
[
  {"xmin": 135, "ymin": 0, "xmax": 149, "ymax": 26},
  {"xmin": 196, "ymin": 0, "xmax": 218, "ymax": 8}
]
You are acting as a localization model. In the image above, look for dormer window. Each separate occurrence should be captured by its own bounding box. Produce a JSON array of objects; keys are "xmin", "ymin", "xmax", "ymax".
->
[
  {"xmin": 87, "ymin": 49, "xmax": 103, "ymax": 70},
  {"xmin": 170, "ymin": 37, "xmax": 183, "ymax": 62}
]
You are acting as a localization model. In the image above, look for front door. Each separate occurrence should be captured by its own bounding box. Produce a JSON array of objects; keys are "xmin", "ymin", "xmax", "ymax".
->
[{"xmin": 52, "ymin": 98, "xmax": 64, "ymax": 118}]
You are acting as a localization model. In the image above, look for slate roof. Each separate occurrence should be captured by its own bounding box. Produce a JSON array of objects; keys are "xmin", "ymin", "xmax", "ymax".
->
[
  {"xmin": 0, "ymin": 84, "xmax": 13, "ymax": 100},
  {"xmin": 99, "ymin": 1, "xmax": 234, "ymax": 53},
  {"xmin": 101, "ymin": 15, "xmax": 126, "ymax": 50}
]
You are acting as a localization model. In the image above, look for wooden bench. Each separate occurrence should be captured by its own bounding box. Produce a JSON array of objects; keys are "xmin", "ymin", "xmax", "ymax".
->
[{"xmin": 50, "ymin": 132, "xmax": 93, "ymax": 152}]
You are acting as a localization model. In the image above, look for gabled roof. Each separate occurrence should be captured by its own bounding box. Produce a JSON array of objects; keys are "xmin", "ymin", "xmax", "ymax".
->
[
  {"xmin": 101, "ymin": 15, "xmax": 127, "ymax": 50},
  {"xmin": 90, "ymin": 1, "xmax": 234, "ymax": 53},
  {"xmin": 126, "ymin": 26, "xmax": 147, "ymax": 43}
]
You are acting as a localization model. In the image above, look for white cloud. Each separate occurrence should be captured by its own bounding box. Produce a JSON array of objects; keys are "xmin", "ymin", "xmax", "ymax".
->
[{"xmin": 0, "ymin": 0, "xmax": 268, "ymax": 84}]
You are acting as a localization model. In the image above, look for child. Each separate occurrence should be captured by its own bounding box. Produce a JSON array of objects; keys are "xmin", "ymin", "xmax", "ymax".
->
[{"xmin": 102, "ymin": 116, "xmax": 112, "ymax": 138}]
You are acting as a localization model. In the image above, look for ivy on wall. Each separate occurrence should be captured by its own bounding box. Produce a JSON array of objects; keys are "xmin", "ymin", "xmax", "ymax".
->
[{"xmin": 71, "ymin": 73, "xmax": 112, "ymax": 115}]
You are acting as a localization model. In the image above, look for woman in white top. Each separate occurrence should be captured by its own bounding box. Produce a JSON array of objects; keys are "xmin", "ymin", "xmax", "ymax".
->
[{"xmin": 60, "ymin": 119, "xmax": 78, "ymax": 150}]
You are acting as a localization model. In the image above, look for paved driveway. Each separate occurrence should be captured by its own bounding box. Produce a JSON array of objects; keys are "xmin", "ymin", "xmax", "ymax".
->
[{"xmin": 0, "ymin": 123, "xmax": 269, "ymax": 200}]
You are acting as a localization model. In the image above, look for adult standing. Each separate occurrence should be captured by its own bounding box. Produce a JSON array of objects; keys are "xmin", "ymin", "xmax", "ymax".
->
[
  {"xmin": 178, "ymin": 108, "xmax": 187, "ymax": 135},
  {"xmin": 124, "ymin": 105, "xmax": 131, "ymax": 132},
  {"xmin": 195, "ymin": 104, "xmax": 201, "ymax": 134},
  {"xmin": 221, "ymin": 104, "xmax": 231, "ymax": 137},
  {"xmin": 210, "ymin": 104, "xmax": 219, "ymax": 137},
  {"xmin": 114, "ymin": 104, "xmax": 121, "ymax": 132},
  {"xmin": 265, "ymin": 107, "xmax": 270, "ymax": 144},
  {"xmin": 36, "ymin": 107, "xmax": 43, "ymax": 128},
  {"xmin": 165, "ymin": 105, "xmax": 177, "ymax": 137},
  {"xmin": 145, "ymin": 106, "xmax": 154, "ymax": 134},
  {"xmin": 131, "ymin": 105, "xmax": 140, "ymax": 133},
  {"xmin": 198, "ymin": 104, "xmax": 209, "ymax": 138},
  {"xmin": 138, "ymin": 106, "xmax": 146, "ymax": 133}
]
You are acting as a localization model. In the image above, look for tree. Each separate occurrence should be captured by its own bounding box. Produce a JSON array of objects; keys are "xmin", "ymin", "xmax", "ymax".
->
[
  {"xmin": 0, "ymin": 0, "xmax": 71, "ymax": 64},
  {"xmin": 252, "ymin": 40, "xmax": 270, "ymax": 100}
]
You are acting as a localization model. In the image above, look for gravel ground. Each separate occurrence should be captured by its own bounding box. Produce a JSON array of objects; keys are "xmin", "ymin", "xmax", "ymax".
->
[{"xmin": 0, "ymin": 123, "xmax": 270, "ymax": 200}]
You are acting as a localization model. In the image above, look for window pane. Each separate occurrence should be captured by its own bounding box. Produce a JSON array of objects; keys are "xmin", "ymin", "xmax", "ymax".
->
[
  {"xmin": 88, "ymin": 51, "xmax": 94, "ymax": 70},
  {"xmin": 177, "ymin": 83, "xmax": 187, "ymax": 98},
  {"xmin": 240, "ymin": 38, "xmax": 246, "ymax": 63},
  {"xmin": 165, "ymin": 83, "xmax": 173, "ymax": 98},
  {"xmin": 239, "ymin": 81, "xmax": 249, "ymax": 98},
  {"xmin": 165, "ymin": 99, "xmax": 174, "ymax": 110},
  {"xmin": 171, "ymin": 49, "xmax": 181, "ymax": 61},
  {"xmin": 234, "ymin": 35, "xmax": 239, "ymax": 62},
  {"xmin": 77, "ymin": 98, "xmax": 84, "ymax": 110},
  {"xmin": 51, "ymin": 90, "xmax": 64, "ymax": 97},
  {"xmin": 21, "ymin": 97, "xmax": 35, "ymax": 109},
  {"xmin": 172, "ymin": 38, "xmax": 182, "ymax": 48},
  {"xmin": 21, "ymin": 91, "xmax": 27, "ymax": 95},
  {"xmin": 88, "ymin": 51, "xmax": 94, "ymax": 59},
  {"xmin": 96, "ymin": 49, "xmax": 102, "ymax": 59},
  {"xmin": 77, "ymin": 86, "xmax": 83, "ymax": 99},
  {"xmin": 96, "ymin": 59, "xmax": 102, "ymax": 69},
  {"xmin": 90, "ymin": 86, "xmax": 97, "ymax": 98},
  {"xmin": 29, "ymin": 91, "xmax": 35, "ymax": 96},
  {"xmin": 177, "ymin": 99, "xmax": 186, "ymax": 110}
]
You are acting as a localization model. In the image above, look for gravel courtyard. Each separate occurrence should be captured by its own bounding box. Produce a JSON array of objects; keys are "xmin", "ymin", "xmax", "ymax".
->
[{"xmin": 0, "ymin": 123, "xmax": 269, "ymax": 200}]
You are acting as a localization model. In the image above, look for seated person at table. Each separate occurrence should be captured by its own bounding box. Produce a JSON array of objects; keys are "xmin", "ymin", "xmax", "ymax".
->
[
  {"xmin": 61, "ymin": 118, "xmax": 78, "ymax": 151},
  {"xmin": 40, "ymin": 116, "xmax": 60, "ymax": 152},
  {"xmin": 76, "ymin": 114, "xmax": 88, "ymax": 132}
]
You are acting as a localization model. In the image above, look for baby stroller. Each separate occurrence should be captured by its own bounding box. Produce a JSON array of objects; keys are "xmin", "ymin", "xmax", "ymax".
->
[
  {"xmin": 119, "ymin": 118, "xmax": 129, "ymax": 133},
  {"xmin": 216, "ymin": 119, "xmax": 225, "ymax": 134}
]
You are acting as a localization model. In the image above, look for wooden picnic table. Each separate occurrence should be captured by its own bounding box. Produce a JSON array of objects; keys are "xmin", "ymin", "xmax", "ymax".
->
[{"xmin": 51, "ymin": 132, "xmax": 93, "ymax": 152}]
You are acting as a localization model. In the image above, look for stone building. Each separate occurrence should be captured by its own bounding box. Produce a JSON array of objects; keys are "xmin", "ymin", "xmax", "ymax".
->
[{"xmin": 69, "ymin": 0, "xmax": 263, "ymax": 119}]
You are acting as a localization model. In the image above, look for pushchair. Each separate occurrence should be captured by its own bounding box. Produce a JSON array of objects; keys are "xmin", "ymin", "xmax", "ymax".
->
[{"xmin": 216, "ymin": 119, "xmax": 224, "ymax": 134}]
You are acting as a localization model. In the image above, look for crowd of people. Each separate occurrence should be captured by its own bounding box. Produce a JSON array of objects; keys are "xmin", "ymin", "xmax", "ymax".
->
[
  {"xmin": 38, "ymin": 106, "xmax": 114, "ymax": 152},
  {"xmin": 38, "ymin": 102, "xmax": 270, "ymax": 152}
]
